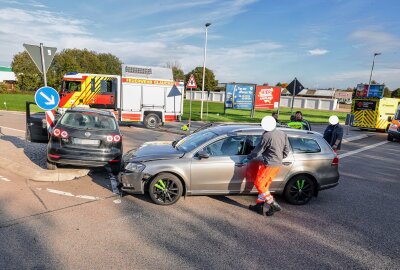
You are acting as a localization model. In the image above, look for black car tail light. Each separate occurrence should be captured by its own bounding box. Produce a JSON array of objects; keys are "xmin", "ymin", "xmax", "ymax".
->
[
  {"xmin": 106, "ymin": 134, "xmax": 121, "ymax": 143},
  {"xmin": 53, "ymin": 128, "xmax": 69, "ymax": 139}
]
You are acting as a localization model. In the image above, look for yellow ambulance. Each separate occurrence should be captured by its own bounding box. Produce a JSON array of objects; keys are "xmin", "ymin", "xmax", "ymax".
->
[{"xmin": 351, "ymin": 97, "xmax": 400, "ymax": 131}]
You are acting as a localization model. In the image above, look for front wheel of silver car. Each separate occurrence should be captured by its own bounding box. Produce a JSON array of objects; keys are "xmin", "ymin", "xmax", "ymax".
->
[
  {"xmin": 284, "ymin": 175, "xmax": 315, "ymax": 205},
  {"xmin": 148, "ymin": 173, "xmax": 183, "ymax": 205}
]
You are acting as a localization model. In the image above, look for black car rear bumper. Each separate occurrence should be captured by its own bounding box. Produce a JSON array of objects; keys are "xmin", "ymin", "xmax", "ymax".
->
[{"xmin": 48, "ymin": 143, "xmax": 122, "ymax": 167}]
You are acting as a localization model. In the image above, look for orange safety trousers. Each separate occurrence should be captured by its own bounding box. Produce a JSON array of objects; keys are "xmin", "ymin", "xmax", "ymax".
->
[{"xmin": 254, "ymin": 165, "xmax": 281, "ymax": 204}]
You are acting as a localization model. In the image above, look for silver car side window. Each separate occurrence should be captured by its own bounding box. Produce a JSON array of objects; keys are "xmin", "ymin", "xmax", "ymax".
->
[
  {"xmin": 203, "ymin": 136, "xmax": 246, "ymax": 157},
  {"xmin": 288, "ymin": 137, "xmax": 321, "ymax": 153}
]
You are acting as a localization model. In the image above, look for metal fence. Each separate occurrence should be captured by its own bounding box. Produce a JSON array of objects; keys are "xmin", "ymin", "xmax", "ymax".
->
[{"xmin": 185, "ymin": 91, "xmax": 339, "ymax": 111}]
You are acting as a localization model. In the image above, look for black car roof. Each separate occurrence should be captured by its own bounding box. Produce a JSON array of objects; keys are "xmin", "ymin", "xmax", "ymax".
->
[{"xmin": 66, "ymin": 107, "xmax": 114, "ymax": 116}]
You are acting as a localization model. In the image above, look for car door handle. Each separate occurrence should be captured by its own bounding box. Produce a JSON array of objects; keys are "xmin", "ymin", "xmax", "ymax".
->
[
  {"xmin": 235, "ymin": 163, "xmax": 245, "ymax": 167},
  {"xmin": 283, "ymin": 162, "xmax": 292, "ymax": 166}
]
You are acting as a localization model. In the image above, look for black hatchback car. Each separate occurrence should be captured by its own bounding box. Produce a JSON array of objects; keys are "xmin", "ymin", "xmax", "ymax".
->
[{"xmin": 47, "ymin": 108, "xmax": 123, "ymax": 173}]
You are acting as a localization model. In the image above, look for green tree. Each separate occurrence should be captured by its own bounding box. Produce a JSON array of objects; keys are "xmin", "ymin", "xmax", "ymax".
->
[
  {"xmin": 11, "ymin": 51, "xmax": 43, "ymax": 91},
  {"xmin": 185, "ymin": 67, "xmax": 218, "ymax": 91},
  {"xmin": 98, "ymin": 53, "xmax": 122, "ymax": 75},
  {"xmin": 11, "ymin": 49, "xmax": 122, "ymax": 91},
  {"xmin": 165, "ymin": 61, "xmax": 184, "ymax": 81},
  {"xmin": 383, "ymin": 87, "xmax": 391, "ymax": 97},
  {"xmin": 391, "ymin": 88, "xmax": 400, "ymax": 98}
]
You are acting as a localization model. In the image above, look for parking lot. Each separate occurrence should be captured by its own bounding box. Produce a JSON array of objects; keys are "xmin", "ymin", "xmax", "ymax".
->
[{"xmin": 0, "ymin": 110, "xmax": 399, "ymax": 269}]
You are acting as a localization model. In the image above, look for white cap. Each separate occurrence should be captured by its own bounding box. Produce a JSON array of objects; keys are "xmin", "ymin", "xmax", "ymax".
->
[
  {"xmin": 329, "ymin": 115, "xmax": 339, "ymax": 125},
  {"xmin": 261, "ymin": 116, "xmax": 277, "ymax": 131}
]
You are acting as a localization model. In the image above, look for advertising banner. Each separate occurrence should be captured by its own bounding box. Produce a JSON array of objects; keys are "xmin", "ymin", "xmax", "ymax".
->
[
  {"xmin": 254, "ymin": 86, "xmax": 281, "ymax": 110},
  {"xmin": 225, "ymin": 84, "xmax": 255, "ymax": 110},
  {"xmin": 355, "ymin": 84, "xmax": 384, "ymax": 98}
]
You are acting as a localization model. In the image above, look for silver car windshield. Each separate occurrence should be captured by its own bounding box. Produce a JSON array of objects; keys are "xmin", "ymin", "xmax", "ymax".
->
[
  {"xmin": 176, "ymin": 130, "xmax": 218, "ymax": 152},
  {"xmin": 60, "ymin": 111, "xmax": 117, "ymax": 130}
]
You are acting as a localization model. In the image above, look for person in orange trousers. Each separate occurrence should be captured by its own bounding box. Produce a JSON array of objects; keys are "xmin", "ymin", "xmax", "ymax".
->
[{"xmin": 244, "ymin": 116, "xmax": 290, "ymax": 216}]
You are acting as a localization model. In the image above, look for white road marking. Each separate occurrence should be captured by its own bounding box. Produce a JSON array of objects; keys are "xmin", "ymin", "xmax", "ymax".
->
[
  {"xmin": 339, "ymin": 141, "xmax": 389, "ymax": 158},
  {"xmin": 46, "ymin": 188, "xmax": 74, "ymax": 197},
  {"xmin": 342, "ymin": 134, "xmax": 368, "ymax": 143},
  {"xmin": 46, "ymin": 188, "xmax": 101, "ymax": 200},
  {"xmin": 0, "ymin": 126, "xmax": 25, "ymax": 133},
  {"xmin": 0, "ymin": 176, "xmax": 11, "ymax": 182}
]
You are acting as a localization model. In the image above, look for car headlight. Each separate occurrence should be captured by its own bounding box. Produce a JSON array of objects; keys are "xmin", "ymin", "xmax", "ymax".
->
[{"xmin": 124, "ymin": 162, "xmax": 146, "ymax": 173}]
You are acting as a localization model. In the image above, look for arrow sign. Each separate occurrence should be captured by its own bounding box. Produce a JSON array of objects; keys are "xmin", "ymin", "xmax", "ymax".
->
[
  {"xmin": 35, "ymin": 86, "xmax": 60, "ymax": 111},
  {"xmin": 186, "ymin": 74, "xmax": 197, "ymax": 88}
]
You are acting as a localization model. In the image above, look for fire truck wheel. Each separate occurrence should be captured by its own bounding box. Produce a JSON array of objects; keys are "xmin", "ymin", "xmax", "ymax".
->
[{"xmin": 144, "ymin": 113, "xmax": 161, "ymax": 129}]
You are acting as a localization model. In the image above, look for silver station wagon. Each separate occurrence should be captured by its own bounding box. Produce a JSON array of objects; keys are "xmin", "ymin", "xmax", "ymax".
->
[{"xmin": 118, "ymin": 125, "xmax": 339, "ymax": 205}]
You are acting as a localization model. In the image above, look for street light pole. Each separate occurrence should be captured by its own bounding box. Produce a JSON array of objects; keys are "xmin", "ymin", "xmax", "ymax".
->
[
  {"xmin": 367, "ymin": 52, "xmax": 381, "ymax": 94},
  {"xmin": 200, "ymin": 22, "xmax": 211, "ymax": 120}
]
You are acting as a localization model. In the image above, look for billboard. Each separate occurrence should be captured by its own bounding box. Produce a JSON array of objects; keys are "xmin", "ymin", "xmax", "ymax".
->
[
  {"xmin": 225, "ymin": 84, "xmax": 255, "ymax": 110},
  {"xmin": 254, "ymin": 86, "xmax": 281, "ymax": 110},
  {"xmin": 355, "ymin": 84, "xmax": 384, "ymax": 98}
]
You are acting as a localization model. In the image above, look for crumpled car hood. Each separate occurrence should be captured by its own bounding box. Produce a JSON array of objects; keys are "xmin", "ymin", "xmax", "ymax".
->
[{"xmin": 123, "ymin": 141, "xmax": 184, "ymax": 163}]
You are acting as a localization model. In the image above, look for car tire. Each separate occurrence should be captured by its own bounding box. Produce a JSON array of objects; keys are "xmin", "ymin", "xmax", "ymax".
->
[
  {"xmin": 144, "ymin": 113, "xmax": 161, "ymax": 129},
  {"xmin": 148, "ymin": 173, "xmax": 183, "ymax": 205},
  {"xmin": 284, "ymin": 175, "xmax": 315, "ymax": 205},
  {"xmin": 47, "ymin": 160, "xmax": 57, "ymax": 170},
  {"xmin": 387, "ymin": 134, "xmax": 394, "ymax": 142}
]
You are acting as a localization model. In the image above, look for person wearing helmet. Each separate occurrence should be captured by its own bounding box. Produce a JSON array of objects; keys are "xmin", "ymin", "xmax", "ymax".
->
[
  {"xmin": 323, "ymin": 115, "xmax": 343, "ymax": 150},
  {"xmin": 244, "ymin": 116, "xmax": 290, "ymax": 217}
]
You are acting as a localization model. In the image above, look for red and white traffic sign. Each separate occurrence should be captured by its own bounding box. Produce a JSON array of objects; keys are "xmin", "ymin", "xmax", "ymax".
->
[{"xmin": 186, "ymin": 74, "xmax": 197, "ymax": 88}]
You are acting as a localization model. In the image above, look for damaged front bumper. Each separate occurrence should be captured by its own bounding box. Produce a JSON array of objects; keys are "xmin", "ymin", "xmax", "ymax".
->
[{"xmin": 118, "ymin": 170, "xmax": 152, "ymax": 194}]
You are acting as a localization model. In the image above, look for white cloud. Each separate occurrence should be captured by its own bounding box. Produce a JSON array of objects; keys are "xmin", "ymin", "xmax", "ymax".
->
[
  {"xmin": 319, "ymin": 69, "xmax": 400, "ymax": 89},
  {"xmin": 308, "ymin": 48, "xmax": 329, "ymax": 56},
  {"xmin": 350, "ymin": 30, "xmax": 400, "ymax": 53}
]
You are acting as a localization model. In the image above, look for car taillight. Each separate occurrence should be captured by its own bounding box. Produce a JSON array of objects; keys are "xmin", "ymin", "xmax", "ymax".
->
[
  {"xmin": 61, "ymin": 130, "xmax": 69, "ymax": 139},
  {"xmin": 331, "ymin": 156, "xmax": 339, "ymax": 166},
  {"xmin": 107, "ymin": 134, "xmax": 121, "ymax": 143},
  {"xmin": 52, "ymin": 128, "xmax": 69, "ymax": 139},
  {"xmin": 53, "ymin": 128, "xmax": 61, "ymax": 137},
  {"xmin": 113, "ymin": 135, "xmax": 121, "ymax": 142}
]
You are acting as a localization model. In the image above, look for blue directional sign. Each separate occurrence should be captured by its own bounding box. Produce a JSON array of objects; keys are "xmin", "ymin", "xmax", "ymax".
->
[{"xmin": 34, "ymin": 86, "xmax": 60, "ymax": 111}]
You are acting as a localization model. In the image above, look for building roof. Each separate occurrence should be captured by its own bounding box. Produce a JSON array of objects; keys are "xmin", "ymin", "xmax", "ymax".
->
[{"xmin": 0, "ymin": 66, "xmax": 12, "ymax": 72}]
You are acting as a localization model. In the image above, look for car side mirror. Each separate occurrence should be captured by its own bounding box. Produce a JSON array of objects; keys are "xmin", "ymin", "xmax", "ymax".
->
[
  {"xmin": 197, "ymin": 150, "xmax": 210, "ymax": 159},
  {"xmin": 388, "ymin": 116, "xmax": 392, "ymax": 122}
]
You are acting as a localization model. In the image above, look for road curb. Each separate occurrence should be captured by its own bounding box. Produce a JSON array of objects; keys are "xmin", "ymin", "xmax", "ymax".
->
[{"xmin": 0, "ymin": 155, "xmax": 89, "ymax": 181}]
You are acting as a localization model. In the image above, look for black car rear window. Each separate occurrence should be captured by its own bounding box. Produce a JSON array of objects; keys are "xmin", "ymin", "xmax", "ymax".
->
[
  {"xmin": 60, "ymin": 111, "xmax": 117, "ymax": 130},
  {"xmin": 288, "ymin": 137, "xmax": 321, "ymax": 153}
]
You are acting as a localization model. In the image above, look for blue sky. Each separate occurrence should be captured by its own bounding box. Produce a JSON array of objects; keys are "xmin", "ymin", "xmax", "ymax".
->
[{"xmin": 0, "ymin": 0, "xmax": 399, "ymax": 89}]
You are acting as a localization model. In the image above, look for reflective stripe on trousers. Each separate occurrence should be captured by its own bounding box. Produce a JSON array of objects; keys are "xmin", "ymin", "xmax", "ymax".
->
[{"xmin": 254, "ymin": 165, "xmax": 281, "ymax": 204}]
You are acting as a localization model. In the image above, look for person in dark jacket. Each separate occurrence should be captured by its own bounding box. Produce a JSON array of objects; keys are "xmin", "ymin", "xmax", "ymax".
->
[
  {"xmin": 244, "ymin": 116, "xmax": 290, "ymax": 216},
  {"xmin": 323, "ymin": 115, "xmax": 343, "ymax": 150}
]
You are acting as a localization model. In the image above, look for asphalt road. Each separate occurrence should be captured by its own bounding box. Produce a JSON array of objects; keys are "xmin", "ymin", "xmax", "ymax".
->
[{"xmin": 0, "ymin": 110, "xmax": 399, "ymax": 269}]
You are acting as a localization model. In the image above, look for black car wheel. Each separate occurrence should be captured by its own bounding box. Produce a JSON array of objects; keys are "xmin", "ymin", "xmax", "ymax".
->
[
  {"xmin": 387, "ymin": 134, "xmax": 394, "ymax": 141},
  {"xmin": 47, "ymin": 160, "xmax": 57, "ymax": 170},
  {"xmin": 284, "ymin": 175, "xmax": 315, "ymax": 205},
  {"xmin": 144, "ymin": 113, "xmax": 161, "ymax": 129},
  {"xmin": 148, "ymin": 173, "xmax": 183, "ymax": 205}
]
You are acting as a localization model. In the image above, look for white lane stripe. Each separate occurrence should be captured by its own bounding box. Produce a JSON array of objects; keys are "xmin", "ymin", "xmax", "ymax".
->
[
  {"xmin": 46, "ymin": 188, "xmax": 74, "ymax": 197},
  {"xmin": 46, "ymin": 188, "xmax": 101, "ymax": 200},
  {"xmin": 0, "ymin": 126, "xmax": 25, "ymax": 133},
  {"xmin": 342, "ymin": 134, "xmax": 368, "ymax": 143},
  {"xmin": 338, "ymin": 141, "xmax": 389, "ymax": 158}
]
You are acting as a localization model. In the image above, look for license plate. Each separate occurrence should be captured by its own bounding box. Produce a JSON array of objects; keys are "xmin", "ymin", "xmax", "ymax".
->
[{"xmin": 73, "ymin": 138, "xmax": 100, "ymax": 146}]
